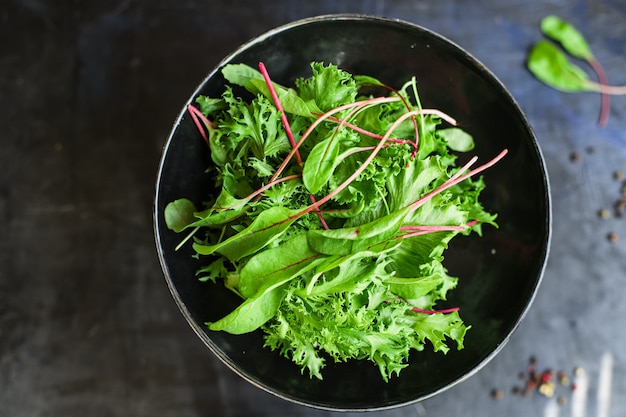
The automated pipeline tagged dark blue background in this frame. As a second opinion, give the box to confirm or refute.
[2,1,625,416]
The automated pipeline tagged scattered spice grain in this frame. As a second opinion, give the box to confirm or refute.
[599,209,611,219]
[491,388,503,399]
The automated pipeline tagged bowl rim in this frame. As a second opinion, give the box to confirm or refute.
[153,13,552,411]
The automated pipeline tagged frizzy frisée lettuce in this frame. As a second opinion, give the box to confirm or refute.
[164,61,507,381]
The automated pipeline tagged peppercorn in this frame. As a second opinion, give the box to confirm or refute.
[608,232,618,243]
[491,388,503,399]
[570,152,581,162]
[615,171,624,181]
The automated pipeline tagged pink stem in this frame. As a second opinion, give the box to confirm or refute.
[400,225,466,232]
[419,109,457,126]
[187,105,211,146]
[258,62,303,167]
[411,307,460,315]
[291,109,425,220]
[268,96,402,185]
[408,150,508,211]
[320,114,414,145]
[258,62,328,229]
[217,174,301,210]
[589,57,610,127]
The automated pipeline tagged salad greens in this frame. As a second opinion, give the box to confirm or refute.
[527,16,626,126]
[165,61,506,381]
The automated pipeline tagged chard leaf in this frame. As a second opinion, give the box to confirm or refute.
[304,252,393,297]
[164,198,197,232]
[527,40,592,92]
[386,274,448,304]
[192,206,299,261]
[207,282,286,334]
[540,15,593,60]
[306,206,410,255]
[238,233,322,298]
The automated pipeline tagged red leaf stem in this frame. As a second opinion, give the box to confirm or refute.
[217,174,301,211]
[258,62,328,229]
[258,62,303,167]
[267,96,402,185]
[399,225,467,231]
[292,109,427,219]
[408,150,508,212]
[411,307,460,315]
[588,57,610,127]
[187,104,211,146]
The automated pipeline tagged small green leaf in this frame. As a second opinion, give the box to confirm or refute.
[354,74,385,88]
[195,95,227,115]
[302,137,342,194]
[438,128,475,152]
[207,283,286,334]
[540,15,593,60]
[164,198,198,232]
[527,40,592,92]
[386,274,448,305]
[189,189,250,228]
[221,63,266,89]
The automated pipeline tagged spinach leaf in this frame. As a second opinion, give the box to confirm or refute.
[540,15,593,60]
[527,40,591,92]
[164,198,198,233]
[527,16,626,126]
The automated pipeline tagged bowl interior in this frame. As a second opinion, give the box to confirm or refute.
[154,15,550,411]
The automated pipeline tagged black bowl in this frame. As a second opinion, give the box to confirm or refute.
[154,14,551,411]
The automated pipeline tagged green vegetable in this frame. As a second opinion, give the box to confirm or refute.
[165,61,507,381]
[527,15,626,126]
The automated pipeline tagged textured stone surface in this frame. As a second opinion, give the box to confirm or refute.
[1,1,625,416]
